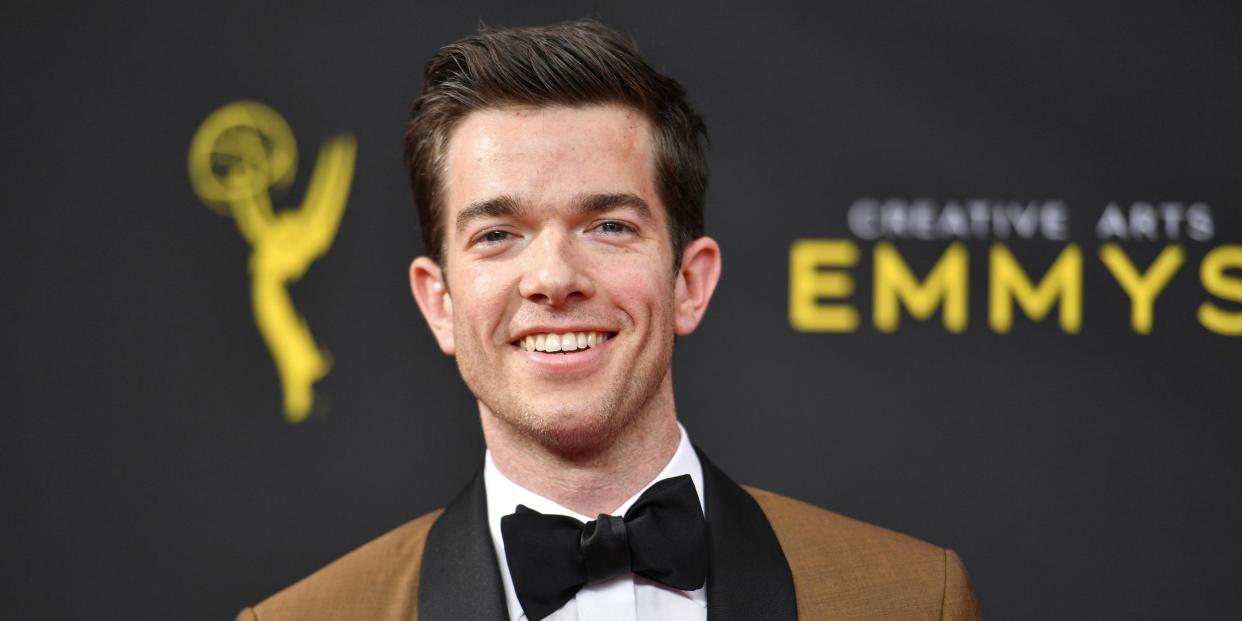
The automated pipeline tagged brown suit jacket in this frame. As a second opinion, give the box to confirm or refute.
[240,452,981,620]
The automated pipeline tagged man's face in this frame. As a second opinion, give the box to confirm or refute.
[410,104,716,450]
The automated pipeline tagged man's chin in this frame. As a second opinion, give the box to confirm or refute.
[498,401,627,456]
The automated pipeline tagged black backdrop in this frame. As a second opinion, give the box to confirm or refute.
[4,1,1240,619]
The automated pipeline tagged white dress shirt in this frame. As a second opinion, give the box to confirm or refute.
[483,423,708,621]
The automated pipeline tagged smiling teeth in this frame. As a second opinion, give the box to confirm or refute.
[519,331,611,352]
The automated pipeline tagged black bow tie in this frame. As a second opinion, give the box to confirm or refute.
[499,474,708,621]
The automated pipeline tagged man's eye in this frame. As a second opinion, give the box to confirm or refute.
[479,230,512,244]
[596,221,632,235]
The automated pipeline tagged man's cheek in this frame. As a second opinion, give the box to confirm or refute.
[607,262,674,309]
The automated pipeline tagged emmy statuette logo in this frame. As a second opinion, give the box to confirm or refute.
[188,101,356,422]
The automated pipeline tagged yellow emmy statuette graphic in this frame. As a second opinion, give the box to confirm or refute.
[188,101,356,423]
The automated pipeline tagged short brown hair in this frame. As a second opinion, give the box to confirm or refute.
[403,19,709,267]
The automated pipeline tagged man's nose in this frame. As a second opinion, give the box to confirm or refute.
[517,230,594,307]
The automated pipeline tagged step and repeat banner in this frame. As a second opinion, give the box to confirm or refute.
[4,2,1239,619]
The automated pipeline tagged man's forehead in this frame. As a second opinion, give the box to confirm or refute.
[441,104,660,221]
[450,103,650,153]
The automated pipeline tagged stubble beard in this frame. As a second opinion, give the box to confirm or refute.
[461,332,675,458]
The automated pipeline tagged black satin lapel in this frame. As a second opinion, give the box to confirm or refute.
[697,447,798,621]
[418,470,509,620]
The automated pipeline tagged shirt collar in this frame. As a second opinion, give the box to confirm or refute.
[484,423,707,620]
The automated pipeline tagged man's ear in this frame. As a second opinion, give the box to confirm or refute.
[673,236,722,336]
[409,257,455,355]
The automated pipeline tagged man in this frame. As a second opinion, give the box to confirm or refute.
[239,20,982,621]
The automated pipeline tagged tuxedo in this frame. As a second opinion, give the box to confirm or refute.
[238,449,982,620]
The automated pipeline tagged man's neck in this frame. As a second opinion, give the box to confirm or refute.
[480,383,681,517]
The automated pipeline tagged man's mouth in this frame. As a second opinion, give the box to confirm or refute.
[512,331,615,353]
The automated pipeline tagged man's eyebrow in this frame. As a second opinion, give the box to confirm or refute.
[455,195,527,233]
[576,192,652,219]
[455,193,651,233]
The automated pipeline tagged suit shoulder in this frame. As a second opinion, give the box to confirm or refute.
[745,485,943,564]
[241,508,444,621]
[744,486,980,620]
